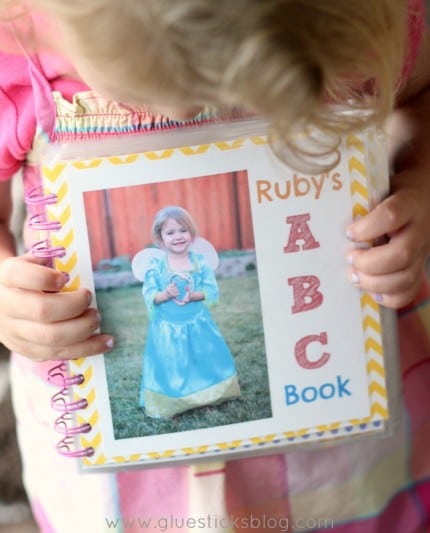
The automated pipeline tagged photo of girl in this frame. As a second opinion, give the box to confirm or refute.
[133,206,241,419]
[87,171,271,439]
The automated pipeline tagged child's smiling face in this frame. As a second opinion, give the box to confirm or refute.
[160,218,192,255]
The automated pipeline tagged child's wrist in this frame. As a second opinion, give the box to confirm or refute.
[155,290,168,303]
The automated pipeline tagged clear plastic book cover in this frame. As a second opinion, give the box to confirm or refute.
[32,116,401,470]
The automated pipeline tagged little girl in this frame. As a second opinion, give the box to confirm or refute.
[0,1,429,532]
[138,206,240,419]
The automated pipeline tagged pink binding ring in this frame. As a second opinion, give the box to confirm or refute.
[55,422,92,436]
[51,391,88,413]
[56,436,95,458]
[28,213,62,232]
[31,240,66,259]
[47,363,94,457]
[47,362,85,388]
[48,373,85,388]
[25,185,58,206]
[54,412,92,436]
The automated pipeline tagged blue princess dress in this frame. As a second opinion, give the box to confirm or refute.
[139,251,241,418]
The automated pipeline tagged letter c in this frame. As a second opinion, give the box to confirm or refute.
[295,332,330,369]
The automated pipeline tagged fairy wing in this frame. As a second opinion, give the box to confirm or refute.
[131,248,164,281]
[190,237,219,271]
[131,237,219,282]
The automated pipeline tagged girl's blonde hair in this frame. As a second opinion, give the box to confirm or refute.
[151,206,198,246]
[3,0,409,169]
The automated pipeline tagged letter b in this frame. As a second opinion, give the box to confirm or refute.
[284,385,300,405]
[288,275,323,313]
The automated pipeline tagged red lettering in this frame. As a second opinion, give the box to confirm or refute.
[288,276,323,313]
[283,213,320,253]
[295,332,330,369]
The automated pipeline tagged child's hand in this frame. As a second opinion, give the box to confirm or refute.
[176,289,191,306]
[346,168,430,308]
[165,282,179,299]
[182,286,192,304]
[0,253,114,361]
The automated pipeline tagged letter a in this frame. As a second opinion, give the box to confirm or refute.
[283,213,320,253]
[288,275,323,313]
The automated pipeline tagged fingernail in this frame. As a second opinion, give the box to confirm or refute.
[373,293,383,303]
[346,230,355,241]
[347,255,354,265]
[105,337,114,350]
[351,272,360,285]
[355,241,371,250]
[56,272,70,288]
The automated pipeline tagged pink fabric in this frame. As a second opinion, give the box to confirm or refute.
[0,52,38,179]
[116,467,190,527]
[225,455,290,529]
[0,18,87,180]
[0,51,85,179]
[31,500,56,533]
[402,0,426,84]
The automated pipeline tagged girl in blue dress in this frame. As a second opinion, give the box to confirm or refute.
[138,206,240,418]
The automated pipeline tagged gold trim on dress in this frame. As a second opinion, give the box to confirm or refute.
[144,375,241,419]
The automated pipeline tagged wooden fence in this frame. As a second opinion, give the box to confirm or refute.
[83,171,254,267]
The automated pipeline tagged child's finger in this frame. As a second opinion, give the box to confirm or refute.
[347,232,421,276]
[11,308,102,347]
[347,194,412,242]
[53,333,115,360]
[4,333,115,362]
[373,285,422,309]
[0,255,68,292]
[2,288,92,322]
[348,262,423,299]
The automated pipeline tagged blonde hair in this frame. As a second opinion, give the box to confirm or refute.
[151,206,198,246]
[3,0,409,169]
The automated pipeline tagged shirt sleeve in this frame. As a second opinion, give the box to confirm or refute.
[0,51,38,180]
[142,258,163,314]
[196,255,220,306]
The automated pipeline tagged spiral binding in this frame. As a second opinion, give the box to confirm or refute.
[25,185,94,458]
[48,363,94,458]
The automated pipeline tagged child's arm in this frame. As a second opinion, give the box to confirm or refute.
[197,257,219,305]
[154,282,179,304]
[186,291,205,302]
[346,31,430,309]
[0,181,114,360]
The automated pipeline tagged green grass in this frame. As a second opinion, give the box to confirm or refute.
[96,272,271,439]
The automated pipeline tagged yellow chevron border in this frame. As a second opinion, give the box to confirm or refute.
[41,130,389,467]
[346,130,388,428]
